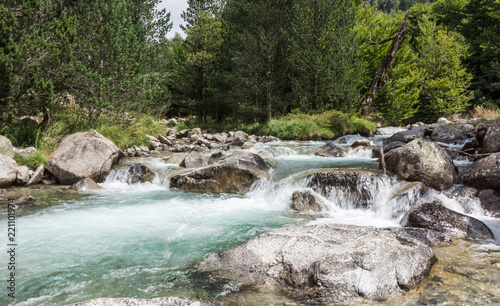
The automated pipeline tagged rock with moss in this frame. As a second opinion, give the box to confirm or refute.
[291,190,325,212]
[478,189,500,218]
[384,139,457,191]
[46,130,124,185]
[201,224,436,304]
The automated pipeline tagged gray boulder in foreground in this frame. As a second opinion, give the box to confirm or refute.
[170,151,270,194]
[201,224,436,304]
[46,130,124,185]
[384,139,457,191]
[71,297,216,306]
[404,202,494,239]
[463,153,500,191]
[0,154,18,188]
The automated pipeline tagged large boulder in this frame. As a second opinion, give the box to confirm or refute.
[0,135,14,158]
[477,118,500,153]
[404,202,494,239]
[0,154,18,188]
[384,125,428,144]
[430,124,466,143]
[201,224,436,304]
[45,130,124,185]
[463,153,500,191]
[170,151,270,194]
[306,169,378,209]
[384,139,457,191]
[314,143,345,157]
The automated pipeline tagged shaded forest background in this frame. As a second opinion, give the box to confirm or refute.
[1,0,499,133]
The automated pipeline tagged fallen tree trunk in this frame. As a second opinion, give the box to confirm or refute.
[359,11,411,116]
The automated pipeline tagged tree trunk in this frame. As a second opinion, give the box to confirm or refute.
[359,11,411,116]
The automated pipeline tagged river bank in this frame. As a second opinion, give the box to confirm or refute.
[0,116,499,305]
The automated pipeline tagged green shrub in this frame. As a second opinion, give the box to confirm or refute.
[14,151,47,170]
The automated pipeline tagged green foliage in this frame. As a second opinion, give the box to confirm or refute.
[415,16,473,120]
[14,151,46,170]
[263,119,330,140]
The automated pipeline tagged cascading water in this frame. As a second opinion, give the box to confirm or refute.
[1,136,499,306]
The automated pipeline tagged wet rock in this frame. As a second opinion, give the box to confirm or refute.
[201,224,436,304]
[71,297,216,306]
[462,138,480,153]
[336,137,348,144]
[384,125,428,144]
[306,169,378,209]
[180,151,206,168]
[430,125,466,143]
[170,151,270,194]
[463,153,500,191]
[478,118,500,153]
[314,143,345,157]
[13,195,37,205]
[0,154,18,188]
[46,130,124,185]
[372,141,405,158]
[385,227,451,245]
[478,189,500,218]
[0,135,14,158]
[391,181,428,202]
[258,150,274,157]
[69,177,103,191]
[16,166,30,185]
[290,190,325,212]
[404,201,494,239]
[127,164,156,183]
[384,139,457,191]
[351,139,370,148]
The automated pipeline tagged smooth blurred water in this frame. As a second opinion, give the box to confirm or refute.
[0,138,497,305]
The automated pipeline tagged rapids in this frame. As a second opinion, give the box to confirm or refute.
[1,132,499,305]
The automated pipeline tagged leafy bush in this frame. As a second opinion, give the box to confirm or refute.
[14,151,47,170]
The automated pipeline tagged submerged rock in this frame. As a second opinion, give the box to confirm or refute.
[201,224,436,304]
[351,139,371,148]
[170,151,270,194]
[463,153,500,191]
[13,195,37,205]
[404,202,494,239]
[290,190,325,212]
[46,130,124,185]
[384,139,457,191]
[71,297,216,306]
[69,177,103,191]
[314,143,345,157]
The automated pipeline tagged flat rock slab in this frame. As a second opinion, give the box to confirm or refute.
[202,224,436,304]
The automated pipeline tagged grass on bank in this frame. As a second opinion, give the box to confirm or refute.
[185,110,377,140]
[6,104,165,169]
